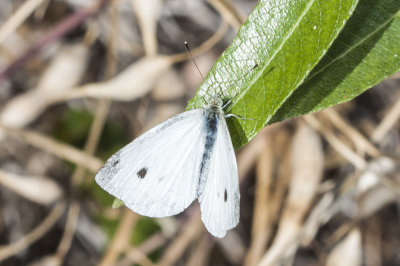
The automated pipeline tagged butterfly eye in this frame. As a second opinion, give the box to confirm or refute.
[137,167,148,179]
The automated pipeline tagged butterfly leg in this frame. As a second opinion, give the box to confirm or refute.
[224,113,257,121]
[222,100,232,109]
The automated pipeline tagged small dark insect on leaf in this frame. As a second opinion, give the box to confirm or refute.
[137,167,148,179]
[224,189,227,202]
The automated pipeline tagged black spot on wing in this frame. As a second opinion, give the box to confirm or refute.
[224,189,227,202]
[137,167,148,179]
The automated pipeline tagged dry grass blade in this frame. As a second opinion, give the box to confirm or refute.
[186,234,213,266]
[0,1,103,81]
[0,124,103,172]
[322,108,380,157]
[135,232,167,254]
[0,44,88,140]
[268,126,292,231]
[207,0,246,30]
[0,201,66,262]
[300,192,335,246]
[159,209,204,266]
[357,185,399,221]
[237,127,271,181]
[55,201,80,264]
[371,94,400,143]
[217,232,246,264]
[30,201,81,266]
[326,228,362,266]
[0,169,62,205]
[364,217,382,266]
[72,0,116,186]
[356,158,400,218]
[259,123,324,266]
[130,0,161,56]
[121,248,155,266]
[356,157,397,194]
[99,210,138,266]
[303,114,367,169]
[57,56,173,101]
[71,100,111,185]
[0,0,46,44]
[244,129,273,266]
[170,20,229,63]
[152,69,186,101]
[117,233,168,266]
[321,159,399,240]
[32,0,50,21]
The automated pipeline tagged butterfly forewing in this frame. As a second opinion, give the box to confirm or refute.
[96,109,206,217]
[198,116,240,237]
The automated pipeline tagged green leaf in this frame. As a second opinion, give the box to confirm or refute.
[187,0,359,150]
[271,0,400,124]
[112,198,124,209]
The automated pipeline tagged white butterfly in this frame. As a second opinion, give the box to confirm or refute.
[95,96,239,237]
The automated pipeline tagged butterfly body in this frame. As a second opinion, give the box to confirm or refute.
[95,97,239,237]
[198,98,223,197]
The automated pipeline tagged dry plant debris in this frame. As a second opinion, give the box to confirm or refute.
[0,0,399,265]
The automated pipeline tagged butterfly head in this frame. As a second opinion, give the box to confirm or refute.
[207,95,224,113]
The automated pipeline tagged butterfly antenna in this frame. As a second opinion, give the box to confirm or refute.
[185,41,205,82]
[185,41,208,105]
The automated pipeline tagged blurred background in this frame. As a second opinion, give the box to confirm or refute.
[0,0,399,265]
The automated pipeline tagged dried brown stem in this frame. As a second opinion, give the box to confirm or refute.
[0,124,104,172]
[303,114,367,169]
[0,0,107,82]
[71,100,111,185]
[170,20,229,63]
[159,210,204,266]
[187,234,213,266]
[99,210,138,266]
[372,93,400,143]
[72,0,117,186]
[117,232,168,266]
[259,123,324,266]
[269,127,292,227]
[244,129,273,266]
[55,201,81,263]
[237,126,273,181]
[207,0,246,30]
[0,0,47,44]
[321,108,380,157]
[0,201,66,261]
[123,248,156,266]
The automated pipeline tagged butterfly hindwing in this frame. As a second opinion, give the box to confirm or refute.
[198,116,240,237]
[96,109,206,217]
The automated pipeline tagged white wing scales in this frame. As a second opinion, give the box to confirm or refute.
[96,109,206,217]
[199,116,240,238]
